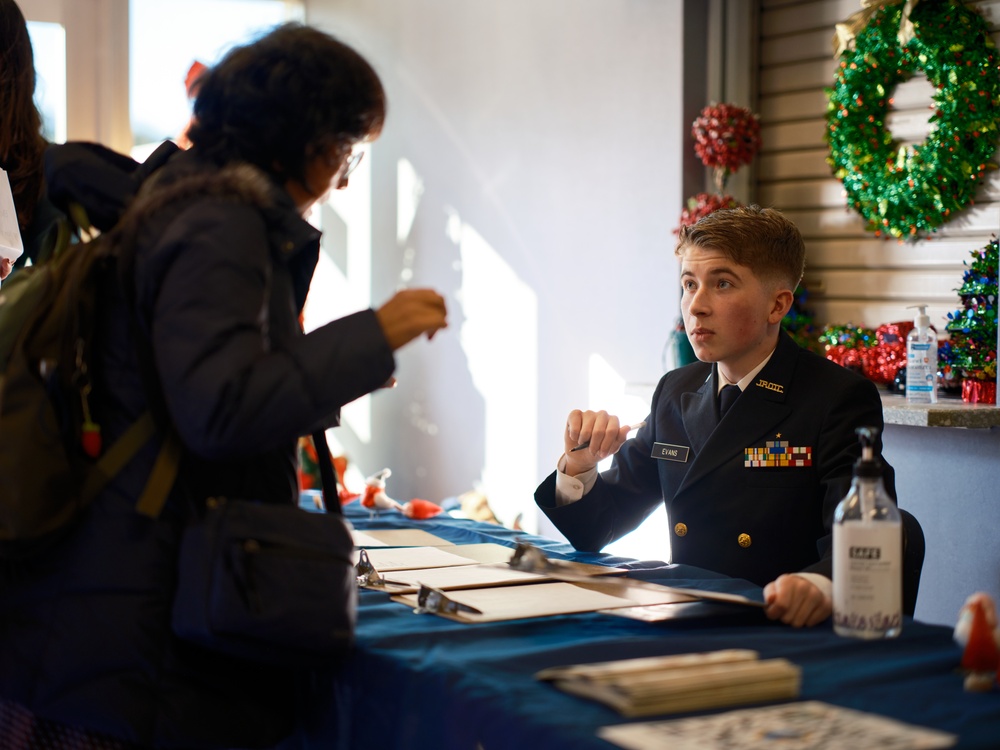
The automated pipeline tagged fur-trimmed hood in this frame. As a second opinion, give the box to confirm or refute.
[123,157,276,231]
[122,147,322,317]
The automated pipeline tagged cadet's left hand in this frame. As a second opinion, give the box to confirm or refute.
[763,574,831,627]
[0,257,12,280]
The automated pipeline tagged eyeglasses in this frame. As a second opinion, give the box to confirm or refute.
[326,147,363,184]
[340,150,364,181]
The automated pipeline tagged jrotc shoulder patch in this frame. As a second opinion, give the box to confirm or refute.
[744,434,812,467]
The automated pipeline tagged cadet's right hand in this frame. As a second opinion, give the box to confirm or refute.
[375,288,448,351]
[562,409,632,476]
[0,258,12,280]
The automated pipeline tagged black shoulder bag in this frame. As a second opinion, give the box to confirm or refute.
[170,431,357,668]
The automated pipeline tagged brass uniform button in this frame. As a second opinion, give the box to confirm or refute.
[738,533,751,548]
[674,523,688,537]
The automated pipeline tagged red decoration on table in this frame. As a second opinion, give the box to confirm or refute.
[824,344,865,373]
[864,322,911,385]
[333,455,360,504]
[960,599,1000,692]
[960,599,1000,674]
[401,499,444,520]
[961,378,997,405]
[822,322,915,385]
[955,593,1000,692]
[297,438,360,504]
[361,468,402,517]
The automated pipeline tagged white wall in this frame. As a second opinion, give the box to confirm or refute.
[305,0,693,533]
[881,425,1000,626]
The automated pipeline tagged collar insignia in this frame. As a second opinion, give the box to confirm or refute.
[754,378,784,394]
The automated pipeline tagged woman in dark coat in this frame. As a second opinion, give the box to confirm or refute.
[0,23,447,748]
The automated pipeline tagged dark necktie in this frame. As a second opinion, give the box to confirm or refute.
[719,384,741,419]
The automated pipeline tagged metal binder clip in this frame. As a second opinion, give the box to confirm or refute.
[507,541,604,585]
[414,584,483,616]
[508,541,555,573]
[355,548,385,587]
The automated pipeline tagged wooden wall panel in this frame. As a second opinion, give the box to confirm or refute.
[758,148,831,180]
[760,59,831,94]
[756,0,1000,332]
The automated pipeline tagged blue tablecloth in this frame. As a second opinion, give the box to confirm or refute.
[291,502,1000,750]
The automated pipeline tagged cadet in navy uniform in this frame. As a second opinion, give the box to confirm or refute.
[535,205,895,628]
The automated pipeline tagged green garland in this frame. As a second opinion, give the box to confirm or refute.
[826,0,1000,239]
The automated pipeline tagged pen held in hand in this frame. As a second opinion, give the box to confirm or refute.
[570,420,647,452]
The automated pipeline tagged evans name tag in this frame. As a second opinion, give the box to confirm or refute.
[651,442,689,462]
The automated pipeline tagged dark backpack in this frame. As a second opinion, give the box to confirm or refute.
[0,141,180,558]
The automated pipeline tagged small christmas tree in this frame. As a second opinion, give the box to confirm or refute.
[943,239,998,388]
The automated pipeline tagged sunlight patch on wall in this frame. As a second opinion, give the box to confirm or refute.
[397,157,424,246]
[587,353,671,564]
[587,353,649,447]
[450,209,538,531]
[302,145,374,444]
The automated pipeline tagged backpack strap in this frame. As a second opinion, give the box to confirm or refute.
[134,432,182,519]
[79,411,180,515]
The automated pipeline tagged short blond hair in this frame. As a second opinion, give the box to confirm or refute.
[675,205,805,289]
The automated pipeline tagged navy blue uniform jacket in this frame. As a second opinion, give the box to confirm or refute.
[536,331,896,587]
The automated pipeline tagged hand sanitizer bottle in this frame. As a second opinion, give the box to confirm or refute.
[833,426,902,639]
[905,305,937,404]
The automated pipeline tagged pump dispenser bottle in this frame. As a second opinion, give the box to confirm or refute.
[833,426,902,639]
[905,305,937,404]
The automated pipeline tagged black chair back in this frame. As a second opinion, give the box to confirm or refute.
[900,508,925,617]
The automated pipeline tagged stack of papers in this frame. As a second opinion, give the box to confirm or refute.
[357,542,629,596]
[353,544,510,572]
[537,649,801,717]
[351,528,452,547]
[391,581,641,622]
[356,538,763,625]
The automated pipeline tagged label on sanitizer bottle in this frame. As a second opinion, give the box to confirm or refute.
[833,522,902,639]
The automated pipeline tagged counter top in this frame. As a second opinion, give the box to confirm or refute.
[881,393,1000,428]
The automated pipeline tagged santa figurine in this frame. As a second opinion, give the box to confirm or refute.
[954,592,1000,692]
[361,468,402,518]
[401,498,444,520]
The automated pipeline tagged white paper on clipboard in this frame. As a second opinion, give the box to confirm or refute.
[0,168,25,263]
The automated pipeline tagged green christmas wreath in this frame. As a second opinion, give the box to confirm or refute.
[826,0,1000,239]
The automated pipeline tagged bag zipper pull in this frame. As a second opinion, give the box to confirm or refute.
[76,338,101,458]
